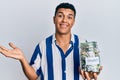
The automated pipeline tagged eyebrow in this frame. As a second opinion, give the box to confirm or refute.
[57,12,74,17]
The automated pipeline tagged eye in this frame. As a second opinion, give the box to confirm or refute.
[58,15,62,17]
[68,16,72,19]
[57,13,63,18]
[68,16,73,19]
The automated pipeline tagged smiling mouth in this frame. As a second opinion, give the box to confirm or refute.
[60,23,68,28]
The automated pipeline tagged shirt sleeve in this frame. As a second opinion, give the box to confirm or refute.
[29,43,42,76]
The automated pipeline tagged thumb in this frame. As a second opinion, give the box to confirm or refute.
[9,42,17,49]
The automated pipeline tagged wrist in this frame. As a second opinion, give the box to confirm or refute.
[19,55,27,63]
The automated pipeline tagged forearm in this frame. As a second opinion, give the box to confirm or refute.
[20,57,38,80]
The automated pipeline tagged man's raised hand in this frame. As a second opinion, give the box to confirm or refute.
[0,42,24,60]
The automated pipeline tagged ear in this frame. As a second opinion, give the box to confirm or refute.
[71,18,75,28]
[73,19,75,25]
[53,16,55,24]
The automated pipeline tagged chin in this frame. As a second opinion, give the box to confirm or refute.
[59,32,70,35]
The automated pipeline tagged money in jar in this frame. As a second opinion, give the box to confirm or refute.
[80,40,101,72]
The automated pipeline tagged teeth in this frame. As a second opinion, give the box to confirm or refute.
[61,24,67,28]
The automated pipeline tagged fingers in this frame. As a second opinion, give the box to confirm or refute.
[9,42,17,49]
[84,72,91,80]
[80,70,86,79]
[0,45,9,51]
[0,42,16,52]
[0,43,22,60]
[93,73,97,80]
[0,43,15,57]
[0,45,9,57]
[0,47,2,52]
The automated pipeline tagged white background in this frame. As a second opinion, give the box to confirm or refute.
[0,0,120,80]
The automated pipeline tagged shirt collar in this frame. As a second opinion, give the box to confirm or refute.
[52,33,75,44]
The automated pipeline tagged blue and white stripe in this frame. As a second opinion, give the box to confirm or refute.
[30,34,81,80]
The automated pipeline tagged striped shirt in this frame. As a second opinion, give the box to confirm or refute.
[30,34,81,80]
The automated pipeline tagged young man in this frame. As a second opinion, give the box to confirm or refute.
[0,2,101,80]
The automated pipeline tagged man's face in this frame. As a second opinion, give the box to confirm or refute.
[54,8,75,35]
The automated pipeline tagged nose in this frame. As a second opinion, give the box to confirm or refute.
[62,16,67,22]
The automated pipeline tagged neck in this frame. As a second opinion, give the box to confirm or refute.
[55,33,71,44]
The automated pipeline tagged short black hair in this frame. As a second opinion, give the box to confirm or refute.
[54,2,76,18]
